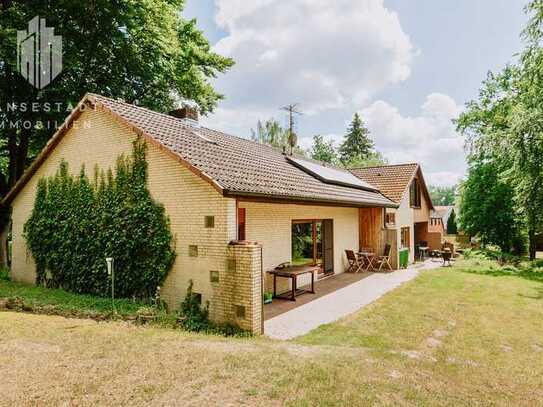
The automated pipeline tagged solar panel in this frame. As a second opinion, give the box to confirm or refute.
[286,156,378,192]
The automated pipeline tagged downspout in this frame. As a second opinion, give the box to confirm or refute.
[260,245,264,335]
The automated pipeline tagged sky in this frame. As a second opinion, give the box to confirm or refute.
[183,0,528,186]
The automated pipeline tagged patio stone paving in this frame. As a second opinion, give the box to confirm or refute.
[264,259,443,340]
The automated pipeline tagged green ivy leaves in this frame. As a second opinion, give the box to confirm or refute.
[23,137,176,299]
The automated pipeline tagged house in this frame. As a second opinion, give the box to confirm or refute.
[4,93,397,334]
[434,206,456,234]
[350,163,435,263]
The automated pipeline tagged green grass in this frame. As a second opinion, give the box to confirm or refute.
[1,256,543,405]
[0,279,145,316]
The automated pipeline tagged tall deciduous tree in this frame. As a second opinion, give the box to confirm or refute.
[339,113,374,165]
[0,0,233,265]
[250,119,288,148]
[458,162,523,254]
[429,185,457,206]
[310,135,338,164]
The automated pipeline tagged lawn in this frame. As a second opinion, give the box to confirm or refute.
[0,279,145,317]
[1,258,543,406]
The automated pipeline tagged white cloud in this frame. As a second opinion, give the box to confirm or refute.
[361,93,465,186]
[208,0,415,121]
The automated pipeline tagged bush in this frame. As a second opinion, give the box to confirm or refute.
[177,280,251,337]
[0,267,10,281]
[23,138,176,299]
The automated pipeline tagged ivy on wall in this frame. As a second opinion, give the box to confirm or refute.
[23,138,176,299]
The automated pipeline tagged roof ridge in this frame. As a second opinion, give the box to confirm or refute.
[349,162,419,170]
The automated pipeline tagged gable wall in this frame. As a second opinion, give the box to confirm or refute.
[10,108,237,314]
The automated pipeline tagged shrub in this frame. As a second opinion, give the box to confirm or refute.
[177,280,251,337]
[0,267,10,281]
[23,138,176,299]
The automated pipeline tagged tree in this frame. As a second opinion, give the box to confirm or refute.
[251,118,306,156]
[0,0,233,265]
[343,151,388,169]
[446,210,458,234]
[429,185,457,206]
[458,162,523,253]
[310,135,338,164]
[338,113,374,164]
[250,119,288,148]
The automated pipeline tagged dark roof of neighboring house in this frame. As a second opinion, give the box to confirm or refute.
[349,163,433,209]
[3,94,397,208]
[433,205,455,224]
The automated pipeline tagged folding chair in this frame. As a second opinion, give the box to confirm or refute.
[345,250,364,273]
[372,244,393,272]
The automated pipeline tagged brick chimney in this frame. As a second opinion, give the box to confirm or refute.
[168,106,199,122]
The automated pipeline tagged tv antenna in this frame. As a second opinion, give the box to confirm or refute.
[280,103,302,155]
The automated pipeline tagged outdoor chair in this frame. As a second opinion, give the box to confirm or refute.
[442,248,452,266]
[372,244,393,272]
[345,250,364,273]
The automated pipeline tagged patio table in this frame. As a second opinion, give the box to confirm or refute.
[358,251,375,271]
[268,265,319,301]
[419,246,429,261]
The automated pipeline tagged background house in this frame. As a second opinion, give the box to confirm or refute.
[350,163,434,263]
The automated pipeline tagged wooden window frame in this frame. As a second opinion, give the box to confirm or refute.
[410,178,421,208]
[401,226,410,249]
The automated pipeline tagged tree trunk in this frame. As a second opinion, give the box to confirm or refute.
[0,221,9,269]
[528,226,536,261]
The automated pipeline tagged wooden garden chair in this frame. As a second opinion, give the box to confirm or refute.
[345,250,364,273]
[372,244,393,272]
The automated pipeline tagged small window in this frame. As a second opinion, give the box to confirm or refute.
[410,178,421,207]
[192,292,202,304]
[235,305,246,319]
[210,270,219,283]
[188,245,198,257]
[237,207,246,240]
[385,213,396,226]
[401,227,410,248]
[204,216,215,228]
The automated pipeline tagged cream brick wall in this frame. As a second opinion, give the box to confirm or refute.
[238,201,359,292]
[388,180,432,263]
[10,108,237,316]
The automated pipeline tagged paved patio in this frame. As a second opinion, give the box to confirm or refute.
[264,259,443,340]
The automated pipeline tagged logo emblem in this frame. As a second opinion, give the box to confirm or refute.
[17,16,62,89]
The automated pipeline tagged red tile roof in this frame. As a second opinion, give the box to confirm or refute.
[4,94,397,208]
[349,163,419,203]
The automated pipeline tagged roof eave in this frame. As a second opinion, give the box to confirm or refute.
[224,190,399,209]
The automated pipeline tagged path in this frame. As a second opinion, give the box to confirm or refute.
[264,260,442,340]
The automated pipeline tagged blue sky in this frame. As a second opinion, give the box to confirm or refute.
[183,0,528,186]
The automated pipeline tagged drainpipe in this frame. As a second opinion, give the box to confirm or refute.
[260,245,264,335]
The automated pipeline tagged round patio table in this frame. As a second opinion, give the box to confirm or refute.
[358,251,375,271]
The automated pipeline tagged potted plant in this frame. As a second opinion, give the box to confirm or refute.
[263,292,273,304]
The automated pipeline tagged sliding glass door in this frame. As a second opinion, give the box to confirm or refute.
[291,219,333,274]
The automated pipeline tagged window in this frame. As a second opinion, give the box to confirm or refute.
[385,212,396,226]
[188,245,198,257]
[237,207,246,240]
[401,227,410,248]
[192,292,202,304]
[210,270,219,283]
[235,305,246,319]
[410,178,421,207]
[204,216,215,228]
[292,220,322,267]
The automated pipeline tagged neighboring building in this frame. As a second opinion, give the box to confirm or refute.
[4,93,397,334]
[350,163,435,262]
[434,206,456,234]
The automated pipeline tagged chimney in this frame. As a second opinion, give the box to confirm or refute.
[168,106,199,122]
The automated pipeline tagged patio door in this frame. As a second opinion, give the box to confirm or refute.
[322,219,334,275]
[291,219,333,274]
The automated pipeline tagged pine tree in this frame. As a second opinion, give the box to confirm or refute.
[339,113,374,165]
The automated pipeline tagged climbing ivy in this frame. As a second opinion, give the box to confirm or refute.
[24,138,176,299]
